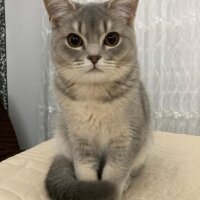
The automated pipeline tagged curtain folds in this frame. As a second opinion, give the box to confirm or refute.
[40,0,200,140]
[136,0,200,135]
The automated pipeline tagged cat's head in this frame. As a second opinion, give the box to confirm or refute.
[44,0,139,84]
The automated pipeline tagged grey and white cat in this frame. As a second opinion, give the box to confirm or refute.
[43,0,151,200]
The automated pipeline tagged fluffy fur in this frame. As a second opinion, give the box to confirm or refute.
[43,0,151,200]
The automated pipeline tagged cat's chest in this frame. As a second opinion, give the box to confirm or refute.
[65,100,129,146]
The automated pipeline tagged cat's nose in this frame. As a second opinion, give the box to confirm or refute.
[87,55,102,65]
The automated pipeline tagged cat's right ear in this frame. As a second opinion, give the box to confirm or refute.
[43,0,79,27]
[106,0,139,25]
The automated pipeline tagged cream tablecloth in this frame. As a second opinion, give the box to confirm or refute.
[0,132,200,200]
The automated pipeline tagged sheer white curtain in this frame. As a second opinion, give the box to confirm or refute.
[40,8,54,141]
[40,0,200,140]
[136,0,200,135]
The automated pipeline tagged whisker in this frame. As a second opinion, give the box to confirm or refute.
[115,81,134,88]
[73,62,84,66]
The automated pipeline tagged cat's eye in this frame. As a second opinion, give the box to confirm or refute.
[104,32,120,47]
[67,33,83,48]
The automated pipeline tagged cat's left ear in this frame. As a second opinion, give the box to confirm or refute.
[106,0,139,25]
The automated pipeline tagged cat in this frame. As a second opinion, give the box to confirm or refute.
[43,0,151,200]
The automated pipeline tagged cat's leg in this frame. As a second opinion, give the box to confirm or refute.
[72,137,99,181]
[123,164,145,192]
[102,162,130,200]
[102,138,149,198]
[74,160,98,181]
[101,145,134,199]
[55,127,98,181]
[123,144,148,192]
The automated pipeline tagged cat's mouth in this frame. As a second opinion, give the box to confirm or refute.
[87,65,103,73]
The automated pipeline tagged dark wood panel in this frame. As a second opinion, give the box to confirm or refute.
[0,102,20,161]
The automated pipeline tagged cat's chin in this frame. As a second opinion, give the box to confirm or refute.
[80,72,117,84]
